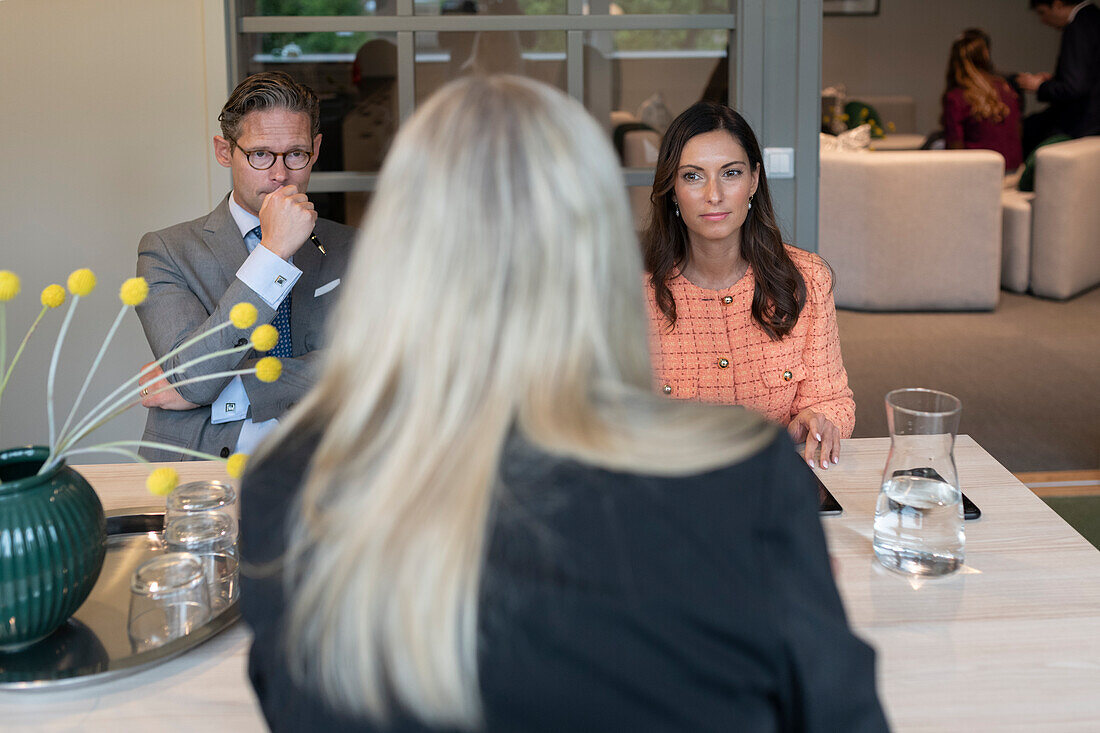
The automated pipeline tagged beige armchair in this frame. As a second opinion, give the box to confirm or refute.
[1001,137,1100,299]
[818,149,1005,311]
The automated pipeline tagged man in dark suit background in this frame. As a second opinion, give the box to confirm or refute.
[135,72,357,461]
[1017,0,1100,155]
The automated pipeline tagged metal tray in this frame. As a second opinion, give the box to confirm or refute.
[0,507,240,690]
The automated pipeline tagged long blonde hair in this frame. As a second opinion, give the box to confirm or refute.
[945,29,1010,122]
[262,75,776,729]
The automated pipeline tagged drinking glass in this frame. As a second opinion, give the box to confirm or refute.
[165,512,240,613]
[128,552,212,653]
[165,480,237,525]
[873,388,965,576]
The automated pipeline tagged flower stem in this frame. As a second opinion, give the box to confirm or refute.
[1,303,6,389]
[61,323,240,453]
[47,295,80,452]
[59,440,223,464]
[0,305,48,413]
[49,364,258,469]
[59,343,251,457]
[60,445,150,465]
[57,305,126,450]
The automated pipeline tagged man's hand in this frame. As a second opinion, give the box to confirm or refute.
[138,362,199,411]
[258,184,317,260]
[1015,72,1051,92]
[788,408,841,470]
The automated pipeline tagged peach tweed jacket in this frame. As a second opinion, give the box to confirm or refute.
[646,246,855,437]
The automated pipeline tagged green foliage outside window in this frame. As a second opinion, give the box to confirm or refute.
[253,0,729,55]
[257,0,370,55]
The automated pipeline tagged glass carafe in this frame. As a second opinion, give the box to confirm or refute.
[873,388,964,576]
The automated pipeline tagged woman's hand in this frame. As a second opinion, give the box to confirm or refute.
[787,408,841,470]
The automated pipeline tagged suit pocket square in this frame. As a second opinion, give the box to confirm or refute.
[314,279,340,297]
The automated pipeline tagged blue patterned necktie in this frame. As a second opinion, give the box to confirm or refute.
[248,225,293,358]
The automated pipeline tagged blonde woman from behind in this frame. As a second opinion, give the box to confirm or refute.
[239,75,887,733]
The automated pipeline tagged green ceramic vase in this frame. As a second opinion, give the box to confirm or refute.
[0,446,107,651]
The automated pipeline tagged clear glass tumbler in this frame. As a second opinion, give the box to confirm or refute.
[165,480,237,526]
[873,388,965,576]
[165,512,240,613]
[128,552,212,653]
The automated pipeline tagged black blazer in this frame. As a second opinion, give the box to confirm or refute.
[1038,2,1100,137]
[240,429,889,733]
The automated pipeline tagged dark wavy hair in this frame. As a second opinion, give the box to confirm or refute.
[642,101,806,341]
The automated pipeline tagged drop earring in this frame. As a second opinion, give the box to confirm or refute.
[674,201,681,218]
[748,194,754,210]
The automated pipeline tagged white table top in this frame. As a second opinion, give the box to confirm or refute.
[2,436,1098,731]
[818,436,1100,731]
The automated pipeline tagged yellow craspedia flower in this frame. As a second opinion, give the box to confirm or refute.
[119,277,148,306]
[250,324,279,352]
[255,356,282,383]
[226,453,249,479]
[840,113,849,121]
[887,121,896,132]
[67,268,96,296]
[146,467,179,496]
[0,270,20,302]
[41,284,66,308]
[230,302,258,329]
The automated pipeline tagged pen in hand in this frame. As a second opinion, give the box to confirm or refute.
[309,233,326,256]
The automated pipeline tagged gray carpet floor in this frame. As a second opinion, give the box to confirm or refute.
[836,286,1100,473]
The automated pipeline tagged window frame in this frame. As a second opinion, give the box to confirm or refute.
[229,1,738,192]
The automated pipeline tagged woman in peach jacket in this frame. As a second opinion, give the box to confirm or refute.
[643,101,854,470]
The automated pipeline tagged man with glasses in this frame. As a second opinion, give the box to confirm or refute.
[135,72,357,461]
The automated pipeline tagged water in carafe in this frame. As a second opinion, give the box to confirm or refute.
[873,388,965,577]
[874,473,964,575]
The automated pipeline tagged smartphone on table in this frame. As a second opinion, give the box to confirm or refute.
[814,474,843,515]
[892,467,981,520]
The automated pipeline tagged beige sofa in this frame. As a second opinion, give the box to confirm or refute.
[1001,137,1100,299]
[818,149,1005,310]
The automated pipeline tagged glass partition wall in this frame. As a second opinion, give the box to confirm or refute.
[231,0,738,226]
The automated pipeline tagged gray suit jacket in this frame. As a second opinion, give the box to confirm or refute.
[135,196,356,461]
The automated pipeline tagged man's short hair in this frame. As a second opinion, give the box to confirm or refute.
[218,71,320,143]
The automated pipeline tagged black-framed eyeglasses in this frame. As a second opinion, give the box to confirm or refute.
[236,146,313,171]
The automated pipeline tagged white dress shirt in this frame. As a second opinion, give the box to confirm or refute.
[210,193,302,454]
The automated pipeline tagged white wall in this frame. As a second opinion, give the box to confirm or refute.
[0,0,228,460]
[824,0,1061,134]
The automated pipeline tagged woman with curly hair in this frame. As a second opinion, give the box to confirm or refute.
[643,102,854,470]
[942,28,1023,171]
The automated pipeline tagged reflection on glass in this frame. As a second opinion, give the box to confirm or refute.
[343,38,399,173]
[417,0,566,17]
[414,31,566,104]
[254,0,397,17]
[609,0,731,14]
[240,33,376,99]
[627,185,654,233]
[583,29,729,141]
